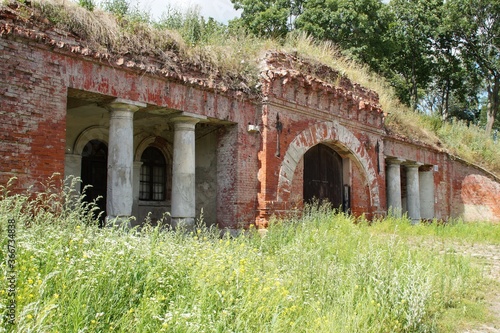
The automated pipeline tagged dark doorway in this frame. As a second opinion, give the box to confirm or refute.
[81,140,107,225]
[303,144,344,209]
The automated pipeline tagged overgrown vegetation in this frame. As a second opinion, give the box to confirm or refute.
[1,0,499,175]
[0,180,498,332]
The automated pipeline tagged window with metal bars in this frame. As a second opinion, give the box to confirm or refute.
[139,147,166,201]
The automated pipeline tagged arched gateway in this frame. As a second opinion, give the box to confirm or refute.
[303,143,344,208]
[277,121,381,212]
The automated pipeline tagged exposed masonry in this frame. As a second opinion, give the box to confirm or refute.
[277,121,379,208]
[1,7,500,230]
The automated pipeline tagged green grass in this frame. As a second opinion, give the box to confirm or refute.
[369,214,500,245]
[1,183,498,332]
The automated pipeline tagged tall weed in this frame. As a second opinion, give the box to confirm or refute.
[0,187,491,332]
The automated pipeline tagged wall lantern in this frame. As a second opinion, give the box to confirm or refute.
[275,113,283,157]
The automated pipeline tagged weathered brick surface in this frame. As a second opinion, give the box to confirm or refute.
[384,139,500,222]
[1,13,500,227]
[0,27,260,228]
[0,37,67,192]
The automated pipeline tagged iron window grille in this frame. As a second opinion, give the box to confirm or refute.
[140,147,166,201]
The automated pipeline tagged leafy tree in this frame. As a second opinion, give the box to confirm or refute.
[447,0,500,134]
[384,0,443,111]
[229,0,295,39]
[295,0,392,72]
[422,4,482,121]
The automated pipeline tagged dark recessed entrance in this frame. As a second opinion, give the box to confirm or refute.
[81,140,107,225]
[303,144,344,209]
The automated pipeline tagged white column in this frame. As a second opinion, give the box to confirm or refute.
[64,153,82,204]
[64,153,82,186]
[171,117,199,230]
[405,163,422,225]
[386,158,403,218]
[105,98,145,227]
[419,166,435,220]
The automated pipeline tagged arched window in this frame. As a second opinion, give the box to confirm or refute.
[140,147,166,201]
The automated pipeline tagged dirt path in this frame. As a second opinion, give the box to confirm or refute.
[427,241,500,333]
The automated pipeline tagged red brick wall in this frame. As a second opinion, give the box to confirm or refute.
[351,163,371,218]
[1,31,261,229]
[2,20,500,227]
[256,69,386,223]
[384,138,500,222]
[0,38,67,192]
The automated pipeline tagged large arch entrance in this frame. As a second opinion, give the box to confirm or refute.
[303,144,343,208]
[81,139,108,224]
[275,121,381,217]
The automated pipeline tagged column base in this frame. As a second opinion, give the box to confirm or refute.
[171,217,195,231]
[410,218,420,225]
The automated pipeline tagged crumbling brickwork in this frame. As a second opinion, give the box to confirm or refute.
[1,8,500,228]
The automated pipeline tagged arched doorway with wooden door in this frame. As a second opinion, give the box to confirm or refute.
[81,139,108,225]
[303,143,345,210]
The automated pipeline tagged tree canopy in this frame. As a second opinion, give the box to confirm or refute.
[229,0,500,134]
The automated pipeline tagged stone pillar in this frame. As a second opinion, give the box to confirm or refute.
[64,153,83,205]
[132,161,143,223]
[386,158,403,217]
[64,153,82,187]
[105,99,145,227]
[405,163,422,224]
[171,117,199,230]
[419,166,435,220]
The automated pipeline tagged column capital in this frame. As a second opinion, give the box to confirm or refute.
[385,157,405,165]
[171,116,202,132]
[105,98,146,113]
[171,116,201,125]
[403,161,423,168]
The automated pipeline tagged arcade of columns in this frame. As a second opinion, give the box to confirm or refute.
[386,158,435,224]
[97,99,435,228]
[100,99,200,228]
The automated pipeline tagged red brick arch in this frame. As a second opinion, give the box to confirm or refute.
[277,121,380,208]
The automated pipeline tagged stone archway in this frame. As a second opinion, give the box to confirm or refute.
[277,121,380,210]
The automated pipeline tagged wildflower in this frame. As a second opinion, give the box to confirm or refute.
[27,314,33,320]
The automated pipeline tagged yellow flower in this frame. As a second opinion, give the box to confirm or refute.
[27,314,33,319]
[53,293,59,299]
